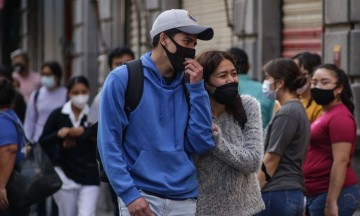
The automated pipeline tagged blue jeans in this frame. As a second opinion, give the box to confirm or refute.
[257,189,304,216]
[118,190,196,216]
[306,185,360,216]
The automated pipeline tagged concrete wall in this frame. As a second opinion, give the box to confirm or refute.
[232,0,281,81]
[72,0,98,98]
[323,0,360,185]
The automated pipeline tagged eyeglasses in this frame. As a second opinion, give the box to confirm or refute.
[310,81,338,89]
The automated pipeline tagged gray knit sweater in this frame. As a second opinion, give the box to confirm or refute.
[195,95,265,216]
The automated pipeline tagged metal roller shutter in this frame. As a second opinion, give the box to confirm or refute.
[129,0,150,58]
[282,0,323,58]
[182,0,235,53]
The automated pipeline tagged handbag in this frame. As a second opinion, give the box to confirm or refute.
[0,111,62,209]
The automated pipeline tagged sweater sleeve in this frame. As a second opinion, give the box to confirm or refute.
[24,90,37,141]
[97,71,141,206]
[39,108,62,147]
[184,80,215,154]
[212,96,264,173]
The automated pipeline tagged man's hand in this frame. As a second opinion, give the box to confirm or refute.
[184,58,204,84]
[0,187,9,210]
[127,197,153,216]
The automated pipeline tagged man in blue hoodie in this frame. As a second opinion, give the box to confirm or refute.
[98,9,215,216]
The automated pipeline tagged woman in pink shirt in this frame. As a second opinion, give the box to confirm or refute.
[303,64,360,215]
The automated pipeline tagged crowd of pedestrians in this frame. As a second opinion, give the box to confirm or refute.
[0,8,359,216]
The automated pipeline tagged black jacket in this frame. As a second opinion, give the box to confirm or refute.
[39,107,99,185]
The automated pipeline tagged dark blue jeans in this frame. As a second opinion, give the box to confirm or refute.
[257,189,304,216]
[306,185,360,216]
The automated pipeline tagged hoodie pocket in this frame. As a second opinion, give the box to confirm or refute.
[129,150,197,195]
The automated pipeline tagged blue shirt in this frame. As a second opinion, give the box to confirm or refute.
[239,75,275,129]
[0,109,26,163]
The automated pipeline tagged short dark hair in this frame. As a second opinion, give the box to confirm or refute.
[263,58,307,93]
[292,52,321,76]
[151,28,182,48]
[0,78,16,106]
[227,47,249,74]
[107,47,135,69]
[41,61,63,85]
[66,75,90,92]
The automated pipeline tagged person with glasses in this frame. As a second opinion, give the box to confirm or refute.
[303,64,360,215]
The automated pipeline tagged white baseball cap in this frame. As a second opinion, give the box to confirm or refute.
[150,9,214,41]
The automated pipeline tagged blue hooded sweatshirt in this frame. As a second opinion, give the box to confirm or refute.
[98,52,215,206]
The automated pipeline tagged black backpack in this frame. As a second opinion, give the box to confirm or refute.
[92,59,189,182]
[92,59,144,182]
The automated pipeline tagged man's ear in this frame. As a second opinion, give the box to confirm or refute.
[248,63,252,72]
[159,33,167,46]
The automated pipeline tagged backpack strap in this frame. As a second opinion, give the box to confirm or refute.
[124,59,144,115]
[33,88,41,118]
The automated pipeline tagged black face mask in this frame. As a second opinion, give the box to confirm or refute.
[310,87,336,105]
[208,82,239,105]
[162,35,195,73]
[12,63,25,73]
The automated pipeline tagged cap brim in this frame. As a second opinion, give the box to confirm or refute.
[176,26,214,41]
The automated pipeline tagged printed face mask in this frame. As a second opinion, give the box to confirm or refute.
[310,87,336,105]
[262,80,277,100]
[162,34,195,73]
[70,94,89,110]
[208,82,239,105]
[41,75,56,89]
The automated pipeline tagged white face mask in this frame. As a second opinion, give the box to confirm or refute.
[41,75,56,89]
[262,80,277,100]
[70,94,89,109]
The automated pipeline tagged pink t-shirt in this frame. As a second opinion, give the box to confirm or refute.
[12,70,41,103]
[303,104,358,196]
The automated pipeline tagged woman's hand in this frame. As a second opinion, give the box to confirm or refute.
[325,202,338,216]
[57,127,71,138]
[68,127,85,137]
[0,187,9,210]
[212,123,219,135]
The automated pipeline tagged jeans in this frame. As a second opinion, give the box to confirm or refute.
[118,191,196,216]
[306,185,360,216]
[257,189,304,216]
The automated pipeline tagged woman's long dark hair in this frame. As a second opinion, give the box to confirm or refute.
[315,64,354,114]
[197,50,247,129]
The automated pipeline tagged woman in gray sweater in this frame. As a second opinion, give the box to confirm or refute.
[195,50,265,216]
